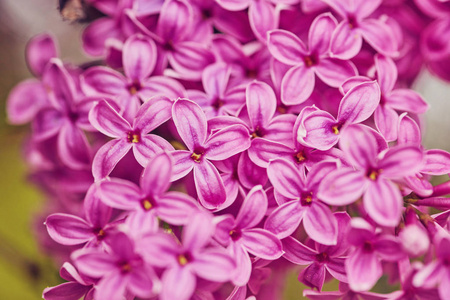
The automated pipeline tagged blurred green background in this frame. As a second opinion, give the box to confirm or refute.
[0,1,449,299]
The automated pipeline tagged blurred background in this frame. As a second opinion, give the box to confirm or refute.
[0,0,449,299]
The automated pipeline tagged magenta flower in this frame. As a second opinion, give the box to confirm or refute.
[73,232,160,300]
[282,212,351,290]
[32,59,93,169]
[98,152,199,230]
[82,34,185,120]
[89,97,174,180]
[303,282,397,299]
[345,218,405,291]
[7,33,58,124]
[43,263,95,300]
[342,55,428,141]
[214,186,283,285]
[187,62,246,118]
[297,81,380,151]
[322,0,399,59]
[139,212,236,300]
[264,159,339,245]
[45,184,118,248]
[318,124,423,226]
[170,99,251,209]
[267,13,357,104]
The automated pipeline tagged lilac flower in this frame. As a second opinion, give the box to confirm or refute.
[341,55,428,141]
[82,34,185,120]
[282,212,351,290]
[43,263,95,300]
[318,124,423,226]
[399,208,430,258]
[322,0,399,59]
[303,282,398,299]
[267,13,357,104]
[32,59,93,169]
[187,62,246,118]
[73,232,160,300]
[7,33,58,124]
[139,212,236,300]
[296,81,380,151]
[170,99,251,209]
[265,159,339,245]
[98,152,199,232]
[345,218,405,291]
[215,0,282,42]
[214,186,283,285]
[89,97,174,180]
[413,235,450,299]
[45,184,118,248]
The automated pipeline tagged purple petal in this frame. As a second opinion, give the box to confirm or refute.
[346,247,382,292]
[264,114,298,145]
[168,42,215,80]
[412,260,443,289]
[267,30,307,65]
[89,100,131,138]
[45,213,92,245]
[264,200,304,239]
[43,282,90,300]
[123,34,157,81]
[337,81,380,124]
[249,0,278,42]
[325,257,347,282]
[158,192,198,225]
[281,65,315,105]
[339,75,371,94]
[360,19,399,57]
[353,0,382,18]
[230,244,252,287]
[84,184,112,228]
[57,122,91,169]
[385,89,429,114]
[172,99,207,150]
[81,66,127,96]
[33,108,64,141]
[374,54,397,94]
[157,0,193,43]
[73,250,116,278]
[42,59,76,112]
[297,110,339,151]
[183,212,214,252]
[282,236,317,265]
[82,18,120,56]
[246,81,276,130]
[193,160,227,209]
[94,271,128,300]
[98,178,141,210]
[170,150,195,181]
[26,33,58,77]
[161,267,196,300]
[237,151,269,189]
[308,13,337,55]
[267,158,304,199]
[127,266,158,299]
[330,21,362,60]
[205,124,251,160]
[303,202,338,246]
[236,186,267,229]
[140,151,172,196]
[374,236,405,261]
[397,114,421,145]
[141,76,186,100]
[216,0,251,11]
[315,58,357,88]
[134,95,173,133]
[378,145,424,178]
[241,228,283,260]
[7,79,48,124]
[191,248,235,282]
[300,262,326,291]
[363,179,402,227]
[92,138,132,181]
[202,62,230,98]
[422,149,450,175]
[139,233,179,268]
[318,168,367,206]
[248,139,293,168]
[339,124,378,170]
[374,105,398,142]
[132,134,174,167]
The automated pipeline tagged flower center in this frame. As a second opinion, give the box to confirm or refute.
[229,228,242,241]
[251,126,265,139]
[315,252,328,263]
[93,228,106,241]
[295,151,306,163]
[201,9,212,20]
[128,80,142,95]
[120,262,132,273]
[177,253,192,266]
[303,53,318,67]
[331,123,342,135]
[141,197,155,211]
[301,193,313,206]
[191,152,202,163]
[348,15,358,29]
[366,169,380,181]
[212,98,224,110]
[127,130,140,143]
[363,241,374,252]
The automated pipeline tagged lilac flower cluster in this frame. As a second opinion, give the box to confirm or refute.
[6,0,450,299]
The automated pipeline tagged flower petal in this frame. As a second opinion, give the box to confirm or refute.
[98,178,141,210]
[337,81,380,124]
[26,33,58,77]
[308,13,337,55]
[264,200,304,239]
[172,99,207,150]
[242,228,283,260]
[57,122,91,169]
[249,0,278,42]
[315,58,357,88]
[378,145,424,179]
[360,19,399,57]
[92,138,132,181]
[330,21,362,60]
[318,168,367,206]
[161,267,196,300]
[89,100,130,138]
[267,158,304,199]
[267,30,307,65]
[346,247,382,292]
[193,160,227,209]
[236,186,268,229]
[204,124,251,160]
[170,150,195,181]
[45,213,92,245]
[81,66,127,96]
[303,202,338,246]
[7,79,48,124]
[123,34,157,81]
[132,134,174,167]
[134,95,173,133]
[246,81,276,130]
[281,65,315,105]
[282,236,316,265]
[385,89,429,114]
[191,248,235,282]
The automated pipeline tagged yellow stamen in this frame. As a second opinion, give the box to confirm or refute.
[142,199,152,211]
[191,152,202,163]
[304,195,312,204]
[332,125,339,135]
[178,254,188,266]
[295,152,306,162]
[368,170,378,181]
[129,86,138,95]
